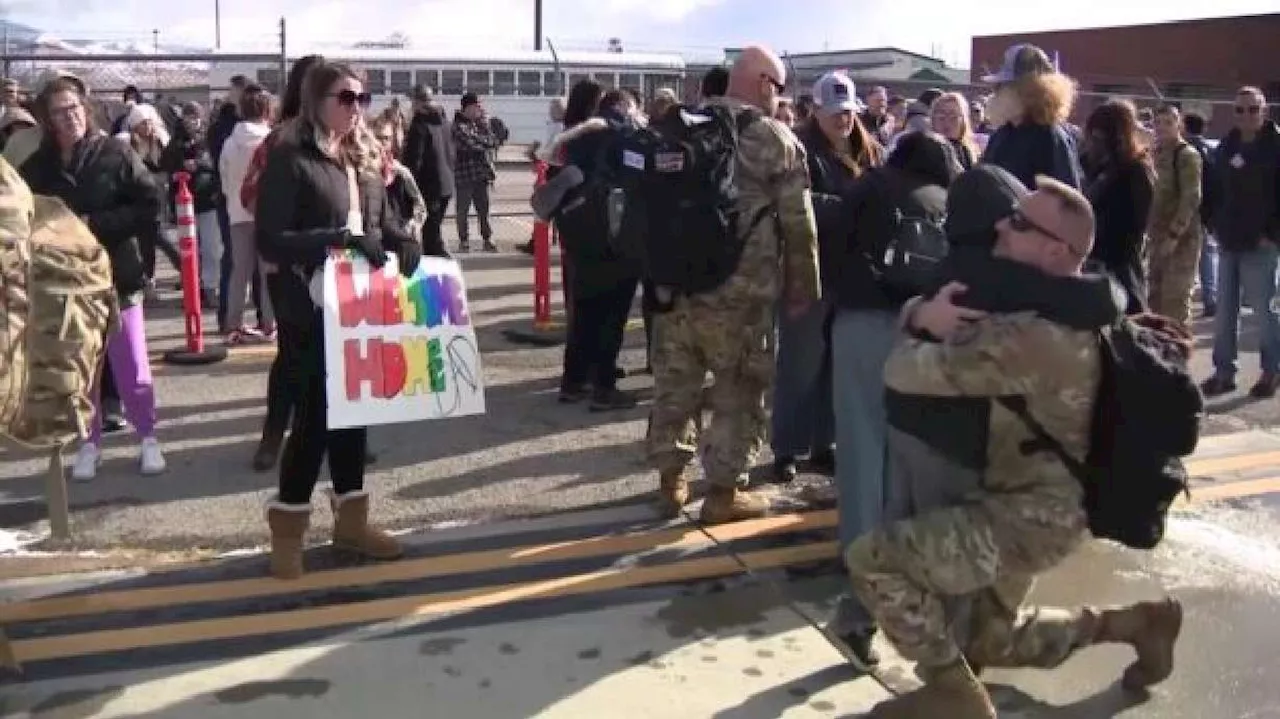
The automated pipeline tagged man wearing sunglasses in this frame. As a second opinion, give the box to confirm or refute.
[848,177,1182,717]
[1201,86,1280,400]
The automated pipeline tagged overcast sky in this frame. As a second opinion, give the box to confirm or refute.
[4,0,1276,67]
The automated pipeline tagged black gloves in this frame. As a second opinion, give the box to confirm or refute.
[346,231,387,269]
[397,240,422,278]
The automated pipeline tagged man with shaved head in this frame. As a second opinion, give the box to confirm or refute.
[846,176,1183,716]
[649,44,821,524]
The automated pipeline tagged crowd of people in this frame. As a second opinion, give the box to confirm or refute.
[530,40,1276,716]
[2,34,1277,716]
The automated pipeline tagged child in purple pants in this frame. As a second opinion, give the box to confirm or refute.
[70,302,166,480]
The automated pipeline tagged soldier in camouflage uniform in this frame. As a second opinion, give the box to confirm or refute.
[648,45,821,525]
[1147,104,1204,325]
[846,178,1183,718]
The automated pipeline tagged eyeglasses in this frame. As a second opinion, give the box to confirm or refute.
[1009,208,1083,257]
[330,90,373,108]
[1235,104,1262,115]
[761,74,785,93]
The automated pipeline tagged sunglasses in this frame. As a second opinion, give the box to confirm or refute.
[1235,105,1262,115]
[330,90,373,108]
[761,74,785,93]
[1009,209,1082,256]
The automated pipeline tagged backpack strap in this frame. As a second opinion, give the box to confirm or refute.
[995,394,1091,481]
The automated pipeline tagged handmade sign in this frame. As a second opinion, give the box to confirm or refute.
[322,252,485,429]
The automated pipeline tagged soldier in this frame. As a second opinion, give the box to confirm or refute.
[846,177,1182,717]
[1147,104,1203,325]
[649,45,820,525]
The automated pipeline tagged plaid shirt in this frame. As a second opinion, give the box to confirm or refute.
[451,114,498,186]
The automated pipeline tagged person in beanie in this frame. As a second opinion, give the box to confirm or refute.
[450,91,499,252]
[402,84,454,252]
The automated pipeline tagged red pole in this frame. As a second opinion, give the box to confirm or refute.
[531,161,552,329]
[173,171,204,353]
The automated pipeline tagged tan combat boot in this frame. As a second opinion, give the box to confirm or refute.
[657,469,691,518]
[1094,597,1183,690]
[871,657,995,719]
[266,499,312,580]
[699,484,769,525]
[330,490,404,560]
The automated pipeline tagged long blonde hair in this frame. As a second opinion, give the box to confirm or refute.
[298,62,382,177]
[986,72,1077,127]
[931,92,980,164]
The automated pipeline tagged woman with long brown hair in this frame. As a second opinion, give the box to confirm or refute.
[1082,98,1155,315]
[777,70,884,486]
[254,61,437,579]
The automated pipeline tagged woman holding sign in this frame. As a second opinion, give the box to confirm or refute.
[254,61,442,580]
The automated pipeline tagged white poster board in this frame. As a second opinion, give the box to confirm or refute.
[322,252,485,429]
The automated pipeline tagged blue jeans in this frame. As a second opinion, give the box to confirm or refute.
[1200,231,1219,309]
[1213,246,1280,379]
[771,299,835,459]
[829,307,898,634]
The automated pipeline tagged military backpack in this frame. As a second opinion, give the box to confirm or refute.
[0,156,119,450]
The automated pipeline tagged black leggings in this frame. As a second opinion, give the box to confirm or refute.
[276,310,367,504]
[562,277,637,391]
[261,273,297,442]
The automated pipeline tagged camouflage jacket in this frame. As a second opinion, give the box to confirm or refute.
[1149,140,1202,242]
[884,311,1101,521]
[686,97,820,311]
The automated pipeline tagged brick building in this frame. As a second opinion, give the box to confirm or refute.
[972,13,1280,136]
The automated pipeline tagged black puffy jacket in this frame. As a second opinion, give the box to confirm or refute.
[20,133,160,299]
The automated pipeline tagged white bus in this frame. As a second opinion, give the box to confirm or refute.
[208,45,689,144]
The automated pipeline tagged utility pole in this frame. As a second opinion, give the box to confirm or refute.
[215,0,221,49]
[152,29,160,98]
[278,18,287,95]
[534,0,542,51]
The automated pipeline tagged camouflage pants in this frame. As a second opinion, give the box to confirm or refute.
[1148,229,1203,326]
[648,295,773,488]
[845,498,1091,669]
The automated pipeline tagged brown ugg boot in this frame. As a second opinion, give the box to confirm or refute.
[266,499,312,580]
[1095,597,1183,690]
[699,485,769,525]
[871,657,996,718]
[657,469,691,518]
[330,490,403,560]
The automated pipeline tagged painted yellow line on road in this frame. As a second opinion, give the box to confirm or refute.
[7,542,837,664]
[0,511,836,624]
[1186,450,1280,478]
[1180,476,1280,507]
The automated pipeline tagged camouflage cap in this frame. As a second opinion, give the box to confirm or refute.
[981,44,1054,85]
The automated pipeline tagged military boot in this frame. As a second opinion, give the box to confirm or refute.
[1094,597,1183,690]
[656,469,690,518]
[699,485,769,525]
[871,658,995,719]
[266,499,312,580]
[330,490,404,560]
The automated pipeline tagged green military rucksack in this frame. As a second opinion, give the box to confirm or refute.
[0,155,119,451]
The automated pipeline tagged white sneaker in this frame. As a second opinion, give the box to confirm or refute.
[139,437,167,475]
[70,443,101,482]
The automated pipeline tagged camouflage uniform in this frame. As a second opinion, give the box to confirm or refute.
[648,98,821,489]
[845,312,1101,669]
[1147,141,1203,325]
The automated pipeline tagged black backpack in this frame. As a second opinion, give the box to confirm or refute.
[607,104,771,295]
[1179,137,1217,226]
[864,173,949,299]
[999,317,1203,550]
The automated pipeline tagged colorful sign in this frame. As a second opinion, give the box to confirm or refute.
[322,252,485,429]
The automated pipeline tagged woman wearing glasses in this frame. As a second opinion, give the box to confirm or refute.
[254,62,433,580]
